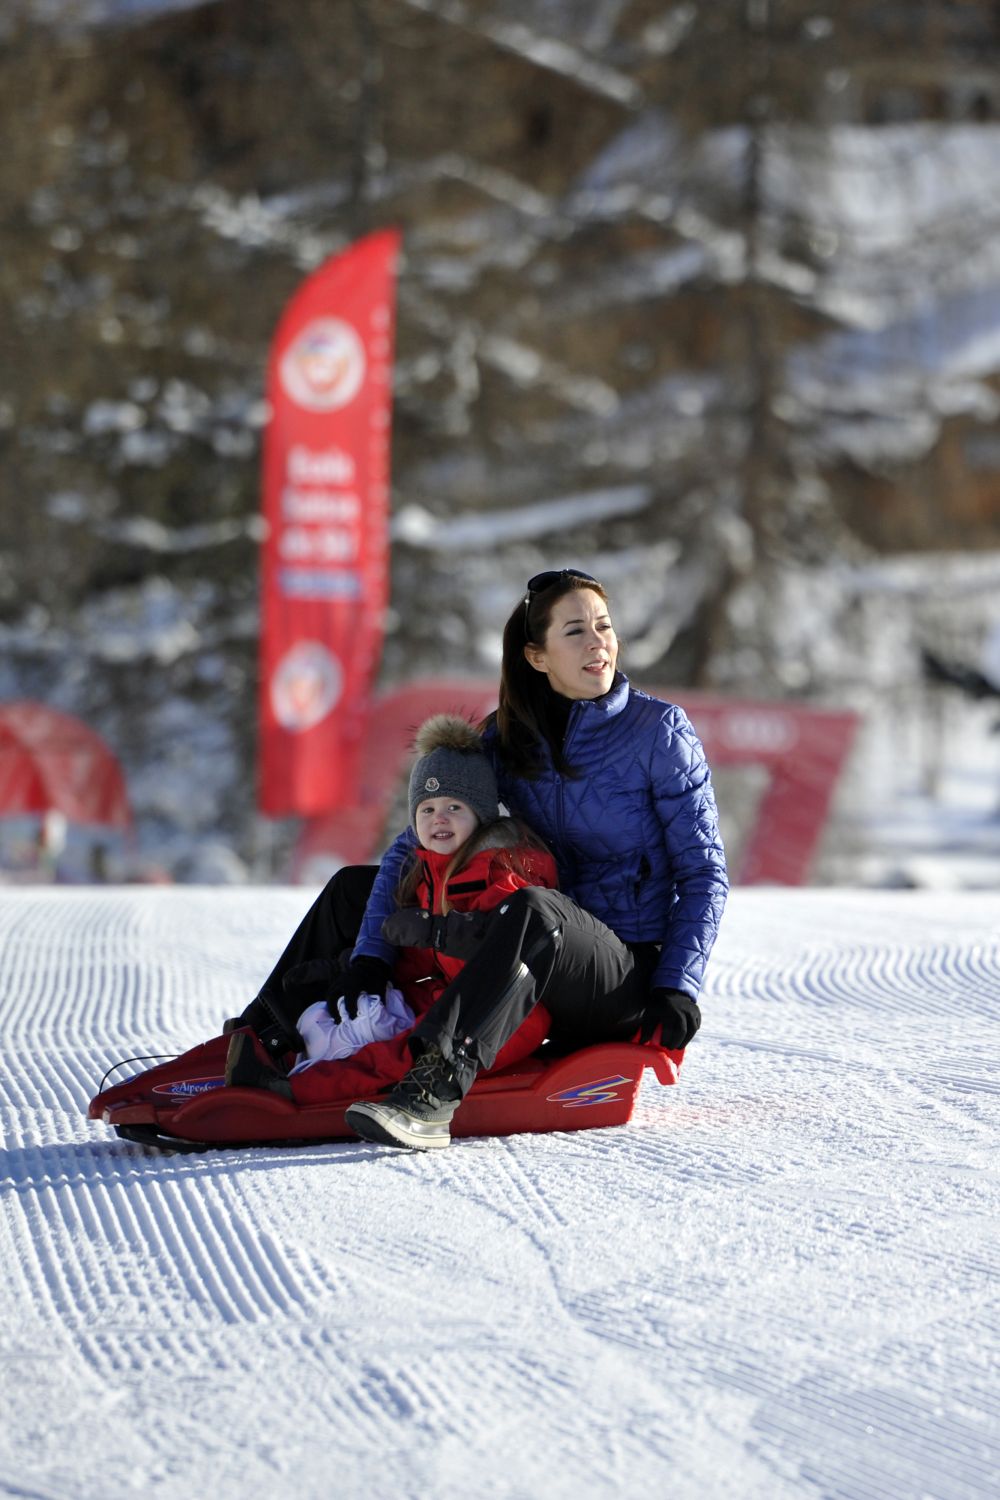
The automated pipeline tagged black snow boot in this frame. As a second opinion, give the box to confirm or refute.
[344,1044,467,1151]
[224,1031,294,1100]
[222,991,303,1060]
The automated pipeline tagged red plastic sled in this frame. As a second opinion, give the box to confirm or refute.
[88,1032,682,1151]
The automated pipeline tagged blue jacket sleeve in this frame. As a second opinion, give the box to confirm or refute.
[351,826,418,967]
[649,707,729,998]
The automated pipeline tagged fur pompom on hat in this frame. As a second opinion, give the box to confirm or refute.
[408,714,499,830]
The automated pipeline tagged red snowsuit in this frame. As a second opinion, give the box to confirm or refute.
[289,832,559,1105]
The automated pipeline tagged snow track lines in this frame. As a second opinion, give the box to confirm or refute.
[753,1372,1000,1500]
[1,887,999,1499]
[2,1146,332,1339]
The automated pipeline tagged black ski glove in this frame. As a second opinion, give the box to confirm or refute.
[381,908,495,959]
[381,909,434,949]
[328,956,392,1021]
[638,988,701,1049]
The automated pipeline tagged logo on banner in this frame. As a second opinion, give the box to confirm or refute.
[280,318,366,411]
[271,642,343,732]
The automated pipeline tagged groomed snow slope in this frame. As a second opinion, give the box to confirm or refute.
[1,887,998,1500]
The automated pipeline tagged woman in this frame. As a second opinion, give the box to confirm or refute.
[344,568,728,1148]
[231,568,728,1150]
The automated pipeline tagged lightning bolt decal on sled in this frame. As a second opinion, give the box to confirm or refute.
[547,1074,632,1107]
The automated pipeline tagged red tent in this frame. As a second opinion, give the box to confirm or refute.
[0,701,131,829]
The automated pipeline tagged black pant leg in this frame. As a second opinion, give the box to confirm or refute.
[259,865,379,991]
[522,890,651,1045]
[411,888,648,1086]
[238,865,378,1033]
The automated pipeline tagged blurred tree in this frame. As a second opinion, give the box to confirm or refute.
[2,0,1000,872]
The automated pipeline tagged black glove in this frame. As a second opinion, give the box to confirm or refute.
[327,956,392,1021]
[438,909,496,958]
[381,908,495,959]
[381,909,434,949]
[638,988,701,1049]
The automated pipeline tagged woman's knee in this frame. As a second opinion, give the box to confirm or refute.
[326,864,377,896]
[326,864,378,916]
[503,885,562,921]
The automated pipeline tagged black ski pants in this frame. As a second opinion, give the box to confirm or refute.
[262,865,378,990]
[241,865,379,1033]
[246,871,654,1086]
[410,886,655,1094]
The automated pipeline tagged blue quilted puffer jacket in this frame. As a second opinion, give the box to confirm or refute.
[354,674,728,999]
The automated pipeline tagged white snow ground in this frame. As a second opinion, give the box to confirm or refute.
[1,886,998,1500]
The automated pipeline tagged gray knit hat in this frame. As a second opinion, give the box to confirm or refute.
[408,714,499,830]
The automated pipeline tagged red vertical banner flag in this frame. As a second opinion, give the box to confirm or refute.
[257,229,400,817]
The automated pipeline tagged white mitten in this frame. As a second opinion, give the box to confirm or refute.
[291,986,415,1073]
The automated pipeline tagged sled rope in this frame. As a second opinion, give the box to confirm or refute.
[97,1054,180,1094]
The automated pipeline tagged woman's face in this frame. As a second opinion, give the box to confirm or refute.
[414,797,479,854]
[524,588,618,701]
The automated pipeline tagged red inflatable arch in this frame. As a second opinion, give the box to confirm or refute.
[0,701,132,830]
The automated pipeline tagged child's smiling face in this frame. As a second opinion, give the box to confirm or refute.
[415,797,479,854]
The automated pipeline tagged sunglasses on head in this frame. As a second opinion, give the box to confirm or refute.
[524,568,599,606]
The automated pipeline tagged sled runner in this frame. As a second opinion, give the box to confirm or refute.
[88,1031,682,1151]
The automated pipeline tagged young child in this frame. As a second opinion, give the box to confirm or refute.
[225,714,558,1103]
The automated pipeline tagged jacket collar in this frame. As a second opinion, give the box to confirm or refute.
[566,670,630,728]
[413,817,522,876]
[414,845,457,879]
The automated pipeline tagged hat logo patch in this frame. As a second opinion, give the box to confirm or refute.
[424,776,441,791]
